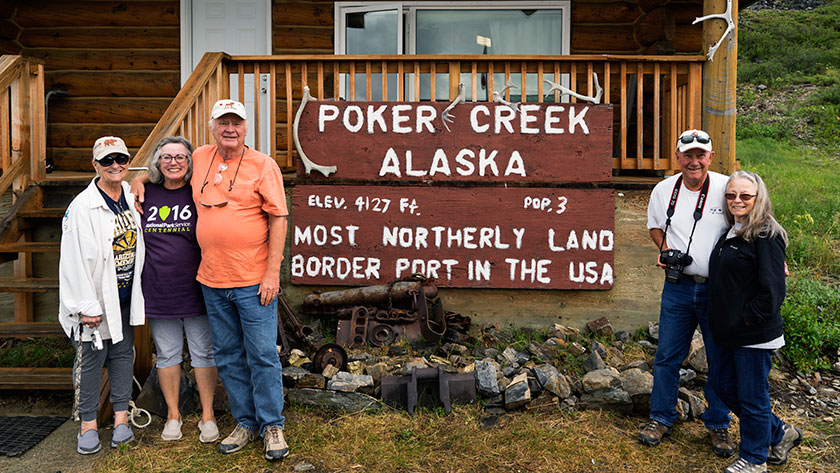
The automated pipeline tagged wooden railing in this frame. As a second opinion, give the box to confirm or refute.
[0,55,46,196]
[134,53,705,174]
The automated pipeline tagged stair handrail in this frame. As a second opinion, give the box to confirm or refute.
[0,55,46,197]
[129,52,229,171]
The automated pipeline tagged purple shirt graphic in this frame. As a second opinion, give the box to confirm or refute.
[140,183,205,318]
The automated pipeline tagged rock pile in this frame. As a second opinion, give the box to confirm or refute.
[280,317,715,417]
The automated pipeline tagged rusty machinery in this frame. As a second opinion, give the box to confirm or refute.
[276,287,348,372]
[300,279,471,349]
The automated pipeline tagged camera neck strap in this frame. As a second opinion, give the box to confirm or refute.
[659,174,710,256]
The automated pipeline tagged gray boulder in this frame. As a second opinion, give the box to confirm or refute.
[474,360,501,397]
[287,388,381,413]
[533,363,572,399]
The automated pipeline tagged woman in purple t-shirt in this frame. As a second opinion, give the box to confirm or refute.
[141,137,218,443]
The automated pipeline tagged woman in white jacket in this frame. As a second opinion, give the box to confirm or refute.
[59,136,145,454]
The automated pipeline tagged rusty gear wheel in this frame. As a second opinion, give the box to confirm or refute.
[312,343,348,372]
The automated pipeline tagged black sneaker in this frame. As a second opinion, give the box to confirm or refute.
[767,423,802,465]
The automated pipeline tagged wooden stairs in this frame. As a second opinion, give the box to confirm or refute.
[0,174,89,389]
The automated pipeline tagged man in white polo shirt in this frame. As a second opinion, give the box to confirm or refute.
[640,129,734,458]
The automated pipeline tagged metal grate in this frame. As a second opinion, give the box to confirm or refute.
[0,415,67,457]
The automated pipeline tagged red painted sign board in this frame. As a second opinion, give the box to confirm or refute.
[295,102,613,183]
[291,185,614,290]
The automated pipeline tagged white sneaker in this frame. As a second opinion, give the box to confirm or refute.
[198,419,220,443]
[161,417,182,441]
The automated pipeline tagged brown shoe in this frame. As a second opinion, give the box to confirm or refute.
[710,428,736,457]
[218,425,257,454]
[709,429,735,458]
[639,419,672,446]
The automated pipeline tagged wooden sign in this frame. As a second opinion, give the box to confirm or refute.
[291,185,614,290]
[295,102,613,183]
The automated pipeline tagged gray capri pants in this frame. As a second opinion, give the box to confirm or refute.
[73,300,134,422]
[148,315,215,369]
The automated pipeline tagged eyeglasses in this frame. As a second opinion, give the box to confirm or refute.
[96,154,130,167]
[160,154,188,163]
[725,192,756,202]
[199,150,244,207]
[678,132,711,145]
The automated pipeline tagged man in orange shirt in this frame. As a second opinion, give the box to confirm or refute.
[191,100,289,461]
[135,100,290,461]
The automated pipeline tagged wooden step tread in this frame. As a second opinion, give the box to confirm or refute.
[0,367,73,390]
[0,322,65,338]
[0,278,59,292]
[18,208,66,218]
[0,242,60,252]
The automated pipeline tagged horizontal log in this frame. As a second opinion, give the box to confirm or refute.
[13,1,179,27]
[18,208,65,219]
[49,97,170,123]
[0,277,58,292]
[274,2,334,27]
[671,26,703,53]
[572,2,641,23]
[24,48,180,71]
[49,123,154,148]
[52,147,139,172]
[0,367,73,390]
[19,27,179,49]
[46,71,180,97]
[572,25,639,53]
[0,19,19,40]
[273,26,334,51]
[0,38,20,55]
[0,321,64,338]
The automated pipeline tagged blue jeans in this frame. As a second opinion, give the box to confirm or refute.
[201,283,284,434]
[649,278,731,429]
[708,346,785,464]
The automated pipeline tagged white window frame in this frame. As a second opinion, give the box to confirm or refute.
[335,1,571,56]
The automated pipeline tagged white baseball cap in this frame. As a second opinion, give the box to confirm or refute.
[210,100,247,120]
[92,136,130,161]
[676,129,712,153]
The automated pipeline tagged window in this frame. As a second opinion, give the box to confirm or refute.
[335,2,571,101]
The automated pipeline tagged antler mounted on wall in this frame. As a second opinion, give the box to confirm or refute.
[543,72,603,105]
[293,86,338,177]
[492,79,521,114]
[692,0,735,61]
[441,83,466,132]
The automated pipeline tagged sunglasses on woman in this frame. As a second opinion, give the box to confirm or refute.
[724,192,756,202]
[96,154,130,167]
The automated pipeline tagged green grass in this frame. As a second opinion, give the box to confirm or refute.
[737,2,840,372]
[739,2,840,85]
[0,337,75,368]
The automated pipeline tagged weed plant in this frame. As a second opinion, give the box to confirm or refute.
[0,337,75,368]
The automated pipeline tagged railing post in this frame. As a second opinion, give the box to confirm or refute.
[701,0,739,175]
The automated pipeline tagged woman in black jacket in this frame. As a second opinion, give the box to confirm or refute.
[707,170,801,473]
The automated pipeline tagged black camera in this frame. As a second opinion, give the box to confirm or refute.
[660,249,693,284]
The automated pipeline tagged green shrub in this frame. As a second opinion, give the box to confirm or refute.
[739,2,840,85]
[781,275,840,372]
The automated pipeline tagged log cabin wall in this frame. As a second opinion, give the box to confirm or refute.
[5,0,180,172]
[2,0,703,172]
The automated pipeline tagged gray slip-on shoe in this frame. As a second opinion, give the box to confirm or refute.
[77,429,101,455]
[111,423,134,448]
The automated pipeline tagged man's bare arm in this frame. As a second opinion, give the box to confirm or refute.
[649,228,668,268]
[259,215,288,306]
[129,173,151,214]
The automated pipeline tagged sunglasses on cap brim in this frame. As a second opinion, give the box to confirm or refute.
[678,134,711,145]
[97,154,130,167]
